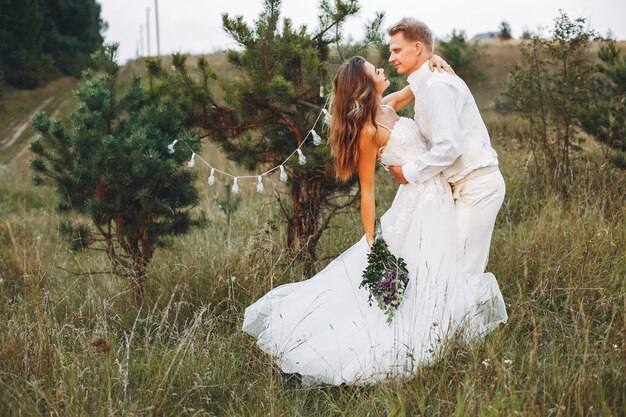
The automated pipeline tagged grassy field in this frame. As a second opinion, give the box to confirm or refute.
[0,42,624,416]
[0,77,79,166]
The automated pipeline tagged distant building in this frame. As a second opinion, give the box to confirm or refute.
[471,32,499,41]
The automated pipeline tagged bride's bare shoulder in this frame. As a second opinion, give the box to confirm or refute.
[358,123,377,145]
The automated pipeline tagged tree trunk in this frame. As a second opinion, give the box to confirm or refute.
[289,174,322,276]
[130,263,146,297]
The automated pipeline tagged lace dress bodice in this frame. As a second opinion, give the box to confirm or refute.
[379,117,428,167]
[377,117,451,237]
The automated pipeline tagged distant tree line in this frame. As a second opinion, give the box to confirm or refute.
[0,0,105,90]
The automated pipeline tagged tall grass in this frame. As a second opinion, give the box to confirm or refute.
[0,41,624,416]
[0,134,623,416]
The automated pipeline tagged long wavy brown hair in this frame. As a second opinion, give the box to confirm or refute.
[329,56,380,181]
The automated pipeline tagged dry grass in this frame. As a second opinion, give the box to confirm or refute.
[0,77,78,166]
[0,42,624,416]
[0,140,623,416]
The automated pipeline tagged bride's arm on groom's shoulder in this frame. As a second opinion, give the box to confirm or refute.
[382,86,414,112]
[381,55,453,112]
[357,124,378,247]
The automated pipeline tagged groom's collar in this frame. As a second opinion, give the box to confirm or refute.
[406,60,431,85]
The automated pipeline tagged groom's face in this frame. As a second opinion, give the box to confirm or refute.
[388,32,422,76]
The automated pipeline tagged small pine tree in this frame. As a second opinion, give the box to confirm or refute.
[578,38,626,165]
[438,30,485,90]
[504,11,598,188]
[498,21,513,40]
[146,0,369,275]
[29,43,201,294]
[521,27,533,40]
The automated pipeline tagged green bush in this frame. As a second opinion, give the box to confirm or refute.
[29,44,202,294]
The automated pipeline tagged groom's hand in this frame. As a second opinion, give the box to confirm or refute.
[389,166,409,185]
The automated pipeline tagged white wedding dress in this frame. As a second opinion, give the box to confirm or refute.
[242,117,508,386]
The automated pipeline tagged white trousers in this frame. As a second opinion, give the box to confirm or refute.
[451,170,505,275]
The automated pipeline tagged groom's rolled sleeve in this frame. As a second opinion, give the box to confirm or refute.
[402,81,464,184]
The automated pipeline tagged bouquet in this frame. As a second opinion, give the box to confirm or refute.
[360,219,410,324]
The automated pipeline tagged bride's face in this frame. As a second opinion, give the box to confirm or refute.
[363,61,390,94]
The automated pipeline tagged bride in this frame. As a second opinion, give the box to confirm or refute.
[242,56,507,386]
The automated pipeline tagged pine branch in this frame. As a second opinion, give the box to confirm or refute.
[261,0,278,79]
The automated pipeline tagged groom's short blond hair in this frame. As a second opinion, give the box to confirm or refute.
[388,17,434,52]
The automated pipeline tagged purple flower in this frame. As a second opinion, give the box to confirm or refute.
[361,233,410,324]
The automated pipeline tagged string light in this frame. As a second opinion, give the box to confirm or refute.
[187,152,196,168]
[232,177,239,194]
[176,98,329,194]
[296,149,307,165]
[167,139,178,154]
[311,129,322,146]
[279,165,288,182]
[322,108,331,125]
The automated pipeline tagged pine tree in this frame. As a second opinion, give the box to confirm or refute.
[29,43,201,294]
[504,11,598,188]
[438,29,485,90]
[146,0,376,275]
[578,38,626,166]
[0,0,104,88]
[498,21,513,40]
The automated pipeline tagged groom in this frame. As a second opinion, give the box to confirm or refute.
[386,17,505,277]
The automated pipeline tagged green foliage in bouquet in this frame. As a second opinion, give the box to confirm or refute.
[360,220,410,324]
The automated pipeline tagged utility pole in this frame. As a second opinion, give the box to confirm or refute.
[146,7,151,57]
[154,0,161,56]
[139,24,144,56]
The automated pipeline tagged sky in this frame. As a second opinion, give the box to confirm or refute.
[98,0,626,63]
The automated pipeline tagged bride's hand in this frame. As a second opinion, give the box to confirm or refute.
[389,166,409,185]
[429,54,455,75]
[367,236,388,251]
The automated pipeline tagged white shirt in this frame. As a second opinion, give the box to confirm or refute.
[401,61,499,184]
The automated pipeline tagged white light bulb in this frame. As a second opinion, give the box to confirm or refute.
[187,152,196,168]
[322,108,331,125]
[311,129,322,146]
[167,139,178,154]
[297,149,306,165]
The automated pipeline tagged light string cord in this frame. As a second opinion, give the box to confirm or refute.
[178,96,331,180]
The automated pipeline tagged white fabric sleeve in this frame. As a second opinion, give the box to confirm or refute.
[402,81,464,184]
